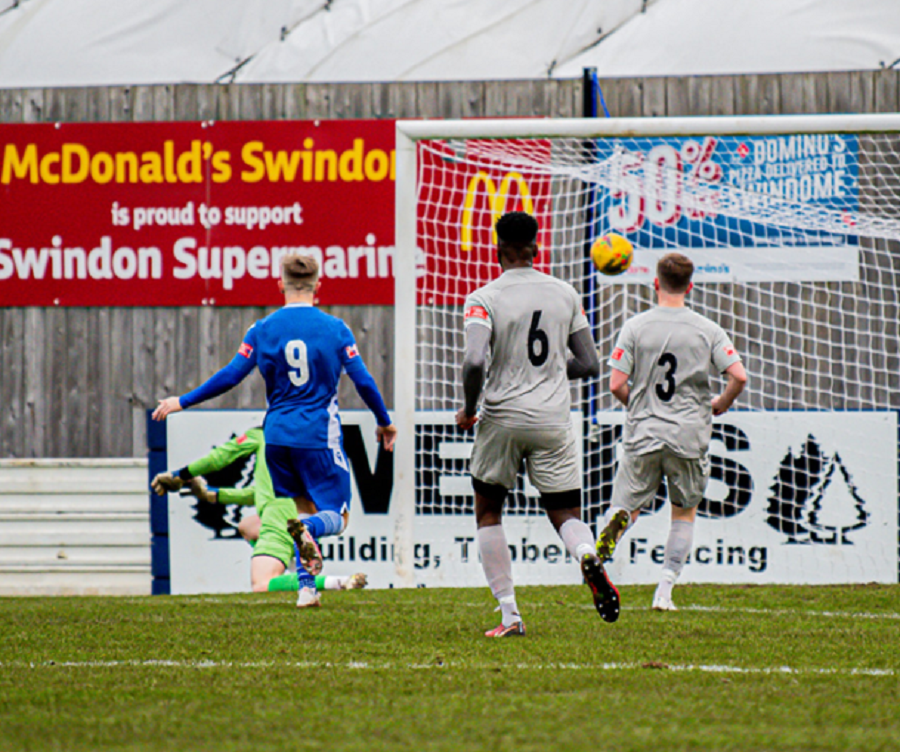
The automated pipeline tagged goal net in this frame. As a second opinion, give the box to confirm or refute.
[393,115,900,588]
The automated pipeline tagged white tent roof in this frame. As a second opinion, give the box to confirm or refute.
[554,0,900,79]
[0,0,325,87]
[0,0,897,88]
[233,0,640,83]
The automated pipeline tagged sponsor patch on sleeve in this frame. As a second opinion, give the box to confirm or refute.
[345,344,359,359]
[465,305,489,321]
[725,345,736,357]
[611,347,624,361]
[236,433,248,444]
[238,342,253,358]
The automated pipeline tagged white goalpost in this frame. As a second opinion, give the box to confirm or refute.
[393,114,900,589]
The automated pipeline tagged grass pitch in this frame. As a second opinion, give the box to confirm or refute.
[1,584,898,752]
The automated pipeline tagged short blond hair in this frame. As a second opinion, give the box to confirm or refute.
[281,254,319,292]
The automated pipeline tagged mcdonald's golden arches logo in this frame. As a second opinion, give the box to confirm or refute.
[460,171,535,252]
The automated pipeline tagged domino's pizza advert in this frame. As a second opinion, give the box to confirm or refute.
[592,133,862,284]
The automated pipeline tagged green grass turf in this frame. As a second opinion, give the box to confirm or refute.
[1,584,898,752]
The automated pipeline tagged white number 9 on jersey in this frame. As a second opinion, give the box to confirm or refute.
[285,339,309,386]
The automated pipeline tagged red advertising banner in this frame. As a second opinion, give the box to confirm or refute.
[417,138,553,306]
[0,119,396,306]
[0,119,553,307]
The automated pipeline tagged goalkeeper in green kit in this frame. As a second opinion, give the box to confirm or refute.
[151,426,366,599]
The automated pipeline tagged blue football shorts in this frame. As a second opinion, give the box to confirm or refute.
[265,443,352,514]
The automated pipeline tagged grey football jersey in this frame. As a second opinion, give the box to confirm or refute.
[608,306,741,458]
[464,267,589,429]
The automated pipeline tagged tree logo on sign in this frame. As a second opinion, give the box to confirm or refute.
[766,435,869,544]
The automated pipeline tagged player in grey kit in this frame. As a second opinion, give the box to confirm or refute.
[596,251,748,612]
[456,211,620,637]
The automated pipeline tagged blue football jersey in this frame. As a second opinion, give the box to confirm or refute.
[229,303,362,449]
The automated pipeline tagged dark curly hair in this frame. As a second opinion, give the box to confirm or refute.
[495,211,538,262]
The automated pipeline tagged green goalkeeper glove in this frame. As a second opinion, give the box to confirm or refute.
[151,472,184,495]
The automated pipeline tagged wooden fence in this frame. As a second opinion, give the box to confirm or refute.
[1,71,899,458]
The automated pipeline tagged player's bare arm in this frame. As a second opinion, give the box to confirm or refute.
[152,396,182,421]
[610,368,630,406]
[712,361,748,416]
[377,424,398,451]
[457,324,490,430]
[567,328,601,379]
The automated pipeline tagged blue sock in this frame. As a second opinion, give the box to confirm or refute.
[293,544,317,591]
[302,511,343,540]
[298,572,316,591]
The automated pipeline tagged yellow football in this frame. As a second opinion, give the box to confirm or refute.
[590,233,634,276]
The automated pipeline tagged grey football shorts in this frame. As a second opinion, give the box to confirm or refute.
[469,418,580,494]
[611,447,710,512]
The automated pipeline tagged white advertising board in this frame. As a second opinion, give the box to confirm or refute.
[164,409,897,593]
[167,410,266,595]
[610,246,860,285]
[164,409,585,593]
[599,411,898,586]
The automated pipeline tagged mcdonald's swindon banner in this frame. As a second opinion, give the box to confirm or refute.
[0,119,396,306]
[0,120,553,307]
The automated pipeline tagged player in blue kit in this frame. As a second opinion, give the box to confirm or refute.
[152,254,397,607]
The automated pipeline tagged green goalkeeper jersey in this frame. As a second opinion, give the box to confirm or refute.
[187,427,276,511]
[186,427,297,566]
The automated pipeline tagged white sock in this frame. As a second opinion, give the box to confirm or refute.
[655,519,694,599]
[498,596,519,627]
[477,525,519,626]
[324,576,345,591]
[663,519,694,575]
[655,569,677,601]
[558,518,596,561]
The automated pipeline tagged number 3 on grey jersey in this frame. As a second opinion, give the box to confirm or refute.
[609,306,742,458]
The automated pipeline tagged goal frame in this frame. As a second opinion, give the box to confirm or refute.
[392,113,900,587]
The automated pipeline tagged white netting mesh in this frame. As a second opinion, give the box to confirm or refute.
[406,124,900,586]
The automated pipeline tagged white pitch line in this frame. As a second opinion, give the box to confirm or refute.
[568,603,900,621]
[668,604,900,621]
[1,660,894,677]
[124,597,900,622]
